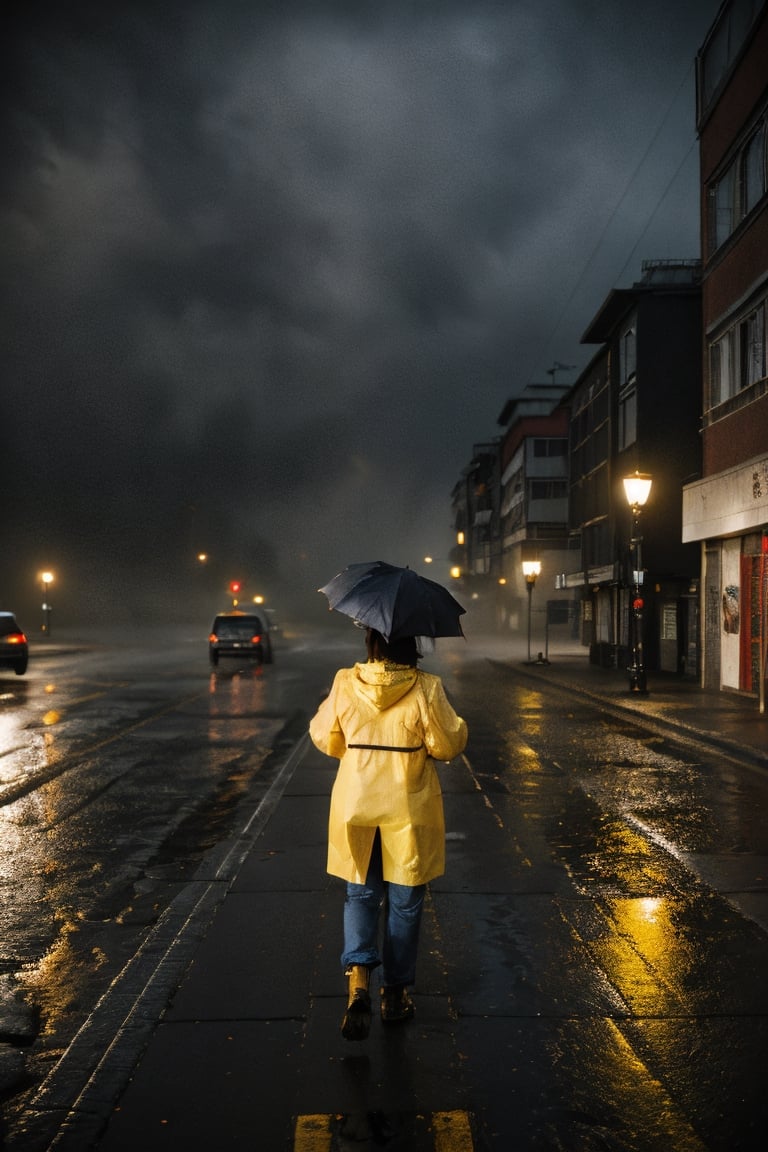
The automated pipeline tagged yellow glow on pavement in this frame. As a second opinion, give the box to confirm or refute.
[433,1110,474,1150]
[294,1112,474,1150]
[294,1114,332,1151]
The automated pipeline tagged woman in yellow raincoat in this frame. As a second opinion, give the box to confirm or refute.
[309,627,467,1040]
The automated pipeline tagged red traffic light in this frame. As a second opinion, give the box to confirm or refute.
[229,581,242,595]
[632,597,644,611]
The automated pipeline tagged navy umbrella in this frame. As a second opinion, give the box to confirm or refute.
[319,560,466,642]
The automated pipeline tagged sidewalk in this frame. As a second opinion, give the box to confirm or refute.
[10,651,768,1152]
[516,650,768,773]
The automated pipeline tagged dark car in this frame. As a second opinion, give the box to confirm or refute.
[208,610,273,666]
[0,612,29,675]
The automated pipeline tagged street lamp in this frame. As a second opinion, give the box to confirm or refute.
[40,571,54,637]
[522,560,541,663]
[623,472,653,693]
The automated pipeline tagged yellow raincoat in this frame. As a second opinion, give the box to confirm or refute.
[309,660,468,886]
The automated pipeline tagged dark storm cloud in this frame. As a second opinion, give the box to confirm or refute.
[2,0,720,624]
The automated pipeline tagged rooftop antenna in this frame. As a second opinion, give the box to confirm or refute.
[546,361,576,384]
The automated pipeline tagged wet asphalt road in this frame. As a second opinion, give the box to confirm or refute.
[0,626,336,1133]
[2,629,768,1149]
[441,651,768,1150]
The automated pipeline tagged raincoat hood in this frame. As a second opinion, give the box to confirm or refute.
[352,660,418,711]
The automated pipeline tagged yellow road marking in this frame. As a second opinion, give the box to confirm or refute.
[294,1111,474,1150]
[433,1110,474,1150]
[294,1114,332,1151]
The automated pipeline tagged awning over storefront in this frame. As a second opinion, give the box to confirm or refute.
[683,454,768,542]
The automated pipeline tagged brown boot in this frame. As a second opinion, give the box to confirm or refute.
[380,984,415,1025]
[341,965,372,1041]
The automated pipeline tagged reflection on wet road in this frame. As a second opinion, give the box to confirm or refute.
[435,657,768,1149]
[3,636,768,1149]
[0,629,335,1136]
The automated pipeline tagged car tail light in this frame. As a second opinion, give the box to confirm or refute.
[208,633,218,643]
[251,634,262,644]
[6,632,26,645]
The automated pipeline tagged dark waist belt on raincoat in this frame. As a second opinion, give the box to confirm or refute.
[347,743,424,753]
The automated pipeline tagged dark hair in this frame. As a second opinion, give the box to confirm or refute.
[365,628,419,667]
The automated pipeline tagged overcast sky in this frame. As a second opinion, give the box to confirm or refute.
[2,0,721,626]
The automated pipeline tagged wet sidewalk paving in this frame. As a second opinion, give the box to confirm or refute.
[495,642,768,773]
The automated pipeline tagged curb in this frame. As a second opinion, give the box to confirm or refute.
[492,658,768,777]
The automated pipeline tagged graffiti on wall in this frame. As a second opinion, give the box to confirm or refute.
[723,585,739,634]
[752,462,768,499]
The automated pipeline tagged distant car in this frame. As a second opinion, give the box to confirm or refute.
[208,610,273,666]
[0,612,29,675]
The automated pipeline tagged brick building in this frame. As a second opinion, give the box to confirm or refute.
[682,0,768,699]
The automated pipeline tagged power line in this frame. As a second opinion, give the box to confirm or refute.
[530,58,698,383]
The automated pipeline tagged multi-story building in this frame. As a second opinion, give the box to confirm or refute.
[495,385,573,636]
[452,384,573,637]
[682,0,768,699]
[451,440,501,630]
[563,260,703,675]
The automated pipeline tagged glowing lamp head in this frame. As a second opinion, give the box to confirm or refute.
[623,472,652,509]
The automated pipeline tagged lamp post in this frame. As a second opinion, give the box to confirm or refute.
[622,472,653,693]
[40,571,54,638]
[522,560,541,663]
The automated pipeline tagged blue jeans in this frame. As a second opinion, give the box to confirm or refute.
[341,831,426,987]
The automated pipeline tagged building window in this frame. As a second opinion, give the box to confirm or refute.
[708,299,766,409]
[532,439,568,457]
[709,332,735,407]
[740,306,765,390]
[500,472,523,517]
[530,480,568,500]
[708,112,767,253]
[619,322,636,386]
[742,124,766,216]
[617,382,635,444]
[616,319,638,450]
[711,160,737,250]
[699,0,763,114]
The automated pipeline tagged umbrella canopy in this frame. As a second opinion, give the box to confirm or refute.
[319,560,466,642]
